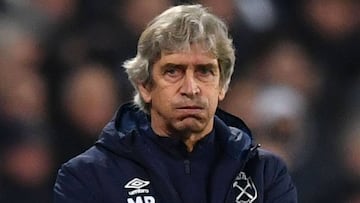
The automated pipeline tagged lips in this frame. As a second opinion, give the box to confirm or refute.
[175,105,205,117]
[176,103,206,110]
[174,100,206,114]
[177,106,203,109]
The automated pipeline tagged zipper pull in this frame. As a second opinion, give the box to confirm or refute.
[250,144,261,152]
[184,159,191,174]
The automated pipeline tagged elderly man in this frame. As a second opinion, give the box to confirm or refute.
[54,4,297,203]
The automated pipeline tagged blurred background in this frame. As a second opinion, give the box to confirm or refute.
[0,0,358,202]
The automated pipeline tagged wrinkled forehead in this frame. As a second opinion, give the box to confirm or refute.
[154,43,218,68]
[160,37,216,53]
[161,43,215,56]
[160,50,217,67]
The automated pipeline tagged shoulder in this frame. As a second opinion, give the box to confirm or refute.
[54,146,106,202]
[256,148,287,168]
[54,145,124,201]
[61,146,107,171]
[250,148,290,181]
[247,148,298,202]
[55,144,117,190]
[55,146,108,189]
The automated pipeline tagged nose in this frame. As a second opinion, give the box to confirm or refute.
[180,71,200,97]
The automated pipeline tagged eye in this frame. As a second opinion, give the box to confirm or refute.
[165,67,179,76]
[162,64,184,81]
[197,65,215,77]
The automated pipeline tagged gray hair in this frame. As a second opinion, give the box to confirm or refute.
[123,4,235,113]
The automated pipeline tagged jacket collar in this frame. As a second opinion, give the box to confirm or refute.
[97,102,254,160]
[96,103,256,203]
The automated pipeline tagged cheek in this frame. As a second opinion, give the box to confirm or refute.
[205,87,222,106]
[205,83,223,96]
[151,87,173,107]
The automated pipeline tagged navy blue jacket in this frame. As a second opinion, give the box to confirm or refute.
[54,103,297,203]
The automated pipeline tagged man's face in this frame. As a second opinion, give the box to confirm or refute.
[138,45,226,138]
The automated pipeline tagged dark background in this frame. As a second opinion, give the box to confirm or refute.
[0,0,359,202]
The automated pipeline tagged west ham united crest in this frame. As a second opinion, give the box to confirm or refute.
[232,172,258,203]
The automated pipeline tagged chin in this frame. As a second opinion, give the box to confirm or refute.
[175,120,206,133]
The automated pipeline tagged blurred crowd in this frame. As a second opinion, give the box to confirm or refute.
[0,0,358,202]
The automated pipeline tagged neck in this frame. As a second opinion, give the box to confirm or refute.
[152,127,210,152]
[183,133,207,152]
[149,110,214,152]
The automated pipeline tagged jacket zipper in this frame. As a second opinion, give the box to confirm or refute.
[184,159,191,174]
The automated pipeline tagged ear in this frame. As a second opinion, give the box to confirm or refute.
[218,87,226,101]
[137,82,152,103]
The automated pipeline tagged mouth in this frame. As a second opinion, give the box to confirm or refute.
[175,105,204,116]
[177,105,204,110]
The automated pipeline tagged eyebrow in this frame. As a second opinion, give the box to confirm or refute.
[161,63,217,69]
[162,63,185,68]
[195,63,217,69]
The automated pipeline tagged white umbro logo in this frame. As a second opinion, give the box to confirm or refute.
[125,178,155,203]
[125,178,150,190]
[125,178,150,196]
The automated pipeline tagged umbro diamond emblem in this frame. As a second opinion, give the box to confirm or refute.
[125,178,155,203]
[125,178,150,190]
[125,178,150,196]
